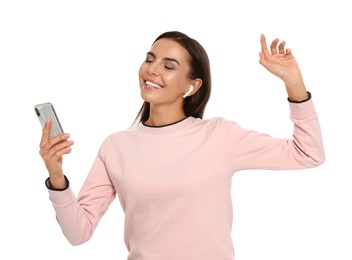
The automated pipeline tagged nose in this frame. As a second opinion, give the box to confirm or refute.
[147,62,160,76]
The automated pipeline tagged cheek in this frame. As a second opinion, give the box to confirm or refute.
[165,75,189,92]
[138,64,144,77]
[138,65,146,85]
[163,72,184,85]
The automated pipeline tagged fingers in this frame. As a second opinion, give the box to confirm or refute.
[260,34,289,56]
[39,136,74,164]
[39,118,73,153]
[260,34,270,59]
[39,119,51,148]
[278,41,286,54]
[49,139,73,158]
[40,133,71,151]
[270,38,280,55]
[40,130,73,156]
[40,138,73,177]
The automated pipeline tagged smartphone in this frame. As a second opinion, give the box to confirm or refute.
[34,102,65,139]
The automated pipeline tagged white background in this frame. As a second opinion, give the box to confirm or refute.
[1,1,351,259]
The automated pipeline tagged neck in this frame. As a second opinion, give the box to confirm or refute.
[144,105,186,127]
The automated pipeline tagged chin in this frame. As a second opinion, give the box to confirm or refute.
[140,90,157,104]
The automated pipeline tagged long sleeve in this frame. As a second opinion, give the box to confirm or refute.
[222,98,325,171]
[47,139,116,245]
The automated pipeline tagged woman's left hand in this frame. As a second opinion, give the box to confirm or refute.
[259,34,309,101]
[259,34,302,83]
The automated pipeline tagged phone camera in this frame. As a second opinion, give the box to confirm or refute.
[35,108,40,116]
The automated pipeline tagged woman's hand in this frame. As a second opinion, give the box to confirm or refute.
[39,119,74,189]
[259,34,309,101]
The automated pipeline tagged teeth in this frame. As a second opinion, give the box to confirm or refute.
[146,81,162,89]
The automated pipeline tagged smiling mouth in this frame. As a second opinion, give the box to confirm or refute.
[145,81,163,89]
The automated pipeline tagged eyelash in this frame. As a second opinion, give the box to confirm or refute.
[144,59,174,70]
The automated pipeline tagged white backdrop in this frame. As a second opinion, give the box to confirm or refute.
[1,1,351,259]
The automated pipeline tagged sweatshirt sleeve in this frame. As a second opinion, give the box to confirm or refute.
[222,97,325,171]
[47,139,116,245]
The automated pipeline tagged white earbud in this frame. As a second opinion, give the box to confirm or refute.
[183,85,194,98]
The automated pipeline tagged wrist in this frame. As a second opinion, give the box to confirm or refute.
[284,75,308,102]
[48,175,68,190]
[288,91,311,103]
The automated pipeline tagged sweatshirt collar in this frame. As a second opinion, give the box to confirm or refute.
[137,116,198,134]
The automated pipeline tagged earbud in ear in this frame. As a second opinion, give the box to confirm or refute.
[183,85,194,98]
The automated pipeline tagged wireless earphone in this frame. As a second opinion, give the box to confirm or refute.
[183,85,194,98]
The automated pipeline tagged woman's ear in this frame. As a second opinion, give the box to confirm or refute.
[183,79,202,98]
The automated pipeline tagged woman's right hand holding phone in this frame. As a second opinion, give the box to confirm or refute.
[39,119,74,189]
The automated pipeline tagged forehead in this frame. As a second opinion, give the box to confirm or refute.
[150,38,190,62]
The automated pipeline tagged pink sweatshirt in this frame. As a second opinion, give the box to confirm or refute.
[47,98,325,260]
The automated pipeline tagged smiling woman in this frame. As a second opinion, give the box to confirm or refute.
[38,30,325,260]
[136,31,211,127]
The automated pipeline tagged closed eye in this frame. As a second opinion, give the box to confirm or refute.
[145,52,155,63]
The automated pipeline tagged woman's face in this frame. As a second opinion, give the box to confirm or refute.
[139,38,193,108]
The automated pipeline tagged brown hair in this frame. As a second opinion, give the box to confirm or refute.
[134,31,211,124]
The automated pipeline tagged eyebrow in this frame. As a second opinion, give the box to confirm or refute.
[146,52,180,66]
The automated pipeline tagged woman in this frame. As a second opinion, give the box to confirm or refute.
[39,31,325,259]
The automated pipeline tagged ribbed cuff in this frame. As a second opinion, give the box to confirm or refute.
[287,91,311,103]
[45,175,69,191]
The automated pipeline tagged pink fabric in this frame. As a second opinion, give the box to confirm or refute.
[48,98,325,260]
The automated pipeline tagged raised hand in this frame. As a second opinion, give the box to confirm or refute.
[259,34,309,101]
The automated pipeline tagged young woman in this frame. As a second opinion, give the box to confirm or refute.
[39,31,325,259]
